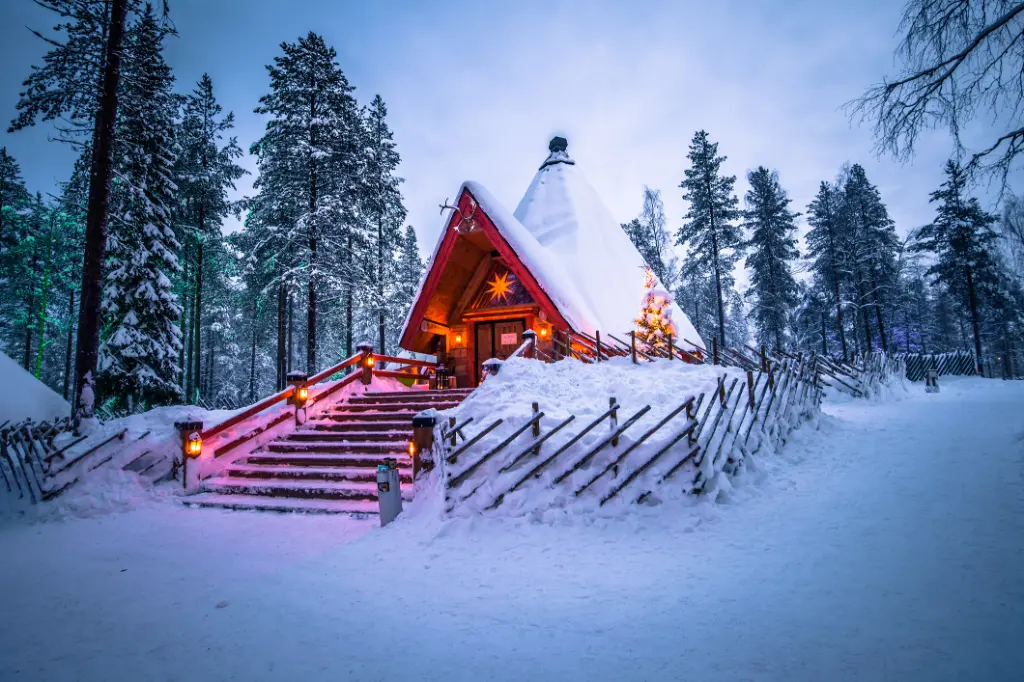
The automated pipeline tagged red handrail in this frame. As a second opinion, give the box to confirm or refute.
[372,354,436,368]
[201,386,294,441]
[307,353,363,385]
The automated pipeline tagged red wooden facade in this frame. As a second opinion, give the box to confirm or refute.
[400,186,570,387]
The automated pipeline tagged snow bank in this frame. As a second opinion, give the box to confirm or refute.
[423,355,820,521]
[0,350,70,424]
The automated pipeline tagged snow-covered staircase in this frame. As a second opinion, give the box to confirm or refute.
[185,388,473,514]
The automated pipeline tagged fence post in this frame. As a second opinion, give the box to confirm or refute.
[449,416,457,447]
[746,371,755,408]
[667,333,673,360]
[718,377,726,407]
[761,345,768,372]
[767,360,775,390]
[174,420,204,493]
[631,332,637,364]
[713,337,719,365]
[531,402,541,438]
[610,396,619,446]
[411,414,435,482]
[522,329,537,359]
[596,330,602,362]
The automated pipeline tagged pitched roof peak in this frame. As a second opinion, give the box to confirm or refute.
[540,136,575,169]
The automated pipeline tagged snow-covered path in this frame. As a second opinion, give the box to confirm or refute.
[1,378,1022,681]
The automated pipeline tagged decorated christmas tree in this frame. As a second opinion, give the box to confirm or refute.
[634,266,678,352]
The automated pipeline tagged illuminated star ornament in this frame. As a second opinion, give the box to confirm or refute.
[486,271,514,302]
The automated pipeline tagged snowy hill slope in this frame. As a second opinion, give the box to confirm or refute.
[0,350,70,424]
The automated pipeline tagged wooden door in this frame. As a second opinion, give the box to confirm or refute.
[494,320,525,359]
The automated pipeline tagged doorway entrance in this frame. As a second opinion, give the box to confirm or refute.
[474,318,526,377]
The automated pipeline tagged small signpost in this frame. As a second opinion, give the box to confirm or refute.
[925,369,939,393]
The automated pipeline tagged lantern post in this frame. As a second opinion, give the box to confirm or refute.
[357,342,375,386]
[174,420,204,492]
[287,371,309,426]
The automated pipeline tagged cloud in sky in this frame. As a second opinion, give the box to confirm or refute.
[0,0,1008,286]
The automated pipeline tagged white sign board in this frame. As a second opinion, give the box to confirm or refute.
[500,333,518,345]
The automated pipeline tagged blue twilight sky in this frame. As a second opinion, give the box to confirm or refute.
[0,0,1008,279]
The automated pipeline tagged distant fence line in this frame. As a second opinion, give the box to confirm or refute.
[889,349,1022,381]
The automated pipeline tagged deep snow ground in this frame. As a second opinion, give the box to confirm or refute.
[1,378,1022,682]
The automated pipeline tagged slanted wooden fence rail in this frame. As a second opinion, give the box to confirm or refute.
[432,352,828,515]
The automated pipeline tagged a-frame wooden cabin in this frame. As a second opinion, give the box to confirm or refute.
[400,137,703,387]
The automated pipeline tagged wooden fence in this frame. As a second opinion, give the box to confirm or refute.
[431,353,826,515]
[0,418,159,506]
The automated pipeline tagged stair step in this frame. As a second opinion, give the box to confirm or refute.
[287,431,409,442]
[245,452,412,468]
[266,441,408,454]
[350,393,472,404]
[201,476,414,501]
[341,403,459,413]
[182,493,383,515]
[305,421,411,433]
[325,412,420,422]
[362,389,473,399]
[225,463,413,483]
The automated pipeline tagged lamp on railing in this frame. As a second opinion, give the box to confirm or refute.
[357,342,375,386]
[287,371,309,426]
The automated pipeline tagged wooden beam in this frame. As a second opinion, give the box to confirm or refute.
[448,254,492,324]
[421,318,449,335]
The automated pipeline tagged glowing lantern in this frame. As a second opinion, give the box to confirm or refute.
[540,328,548,338]
[186,433,202,457]
[366,355,376,368]
[296,386,309,403]
[455,334,462,344]
[408,441,417,456]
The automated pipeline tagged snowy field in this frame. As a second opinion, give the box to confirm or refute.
[1,377,1022,682]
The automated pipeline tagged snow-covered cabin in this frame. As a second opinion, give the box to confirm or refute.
[400,137,703,386]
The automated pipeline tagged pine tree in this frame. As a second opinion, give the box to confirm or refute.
[0,149,33,354]
[838,164,899,353]
[390,225,423,347]
[176,74,246,403]
[742,167,800,350]
[725,291,751,349]
[676,130,742,348]
[250,32,361,376]
[10,0,141,419]
[806,181,849,359]
[359,94,405,357]
[634,266,677,351]
[913,160,1001,367]
[97,5,182,410]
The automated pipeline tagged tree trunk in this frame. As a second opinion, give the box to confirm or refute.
[854,273,873,353]
[287,292,293,373]
[345,230,353,359]
[73,0,128,421]
[206,326,215,401]
[965,266,984,371]
[820,311,828,355]
[378,215,386,356]
[248,298,258,403]
[63,292,75,400]
[276,283,286,390]
[871,273,888,352]
[192,235,204,403]
[833,281,848,360]
[24,242,38,370]
[306,89,319,375]
[34,233,54,379]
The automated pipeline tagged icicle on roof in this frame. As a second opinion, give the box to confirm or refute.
[513,137,704,349]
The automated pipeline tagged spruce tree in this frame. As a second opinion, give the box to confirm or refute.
[390,225,423,347]
[838,164,899,353]
[360,94,405,357]
[742,167,800,350]
[97,6,182,410]
[676,130,742,348]
[806,181,849,359]
[250,32,361,375]
[176,74,246,403]
[913,161,1001,367]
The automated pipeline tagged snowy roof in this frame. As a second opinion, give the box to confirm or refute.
[0,351,70,423]
[400,138,703,351]
[513,139,703,348]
